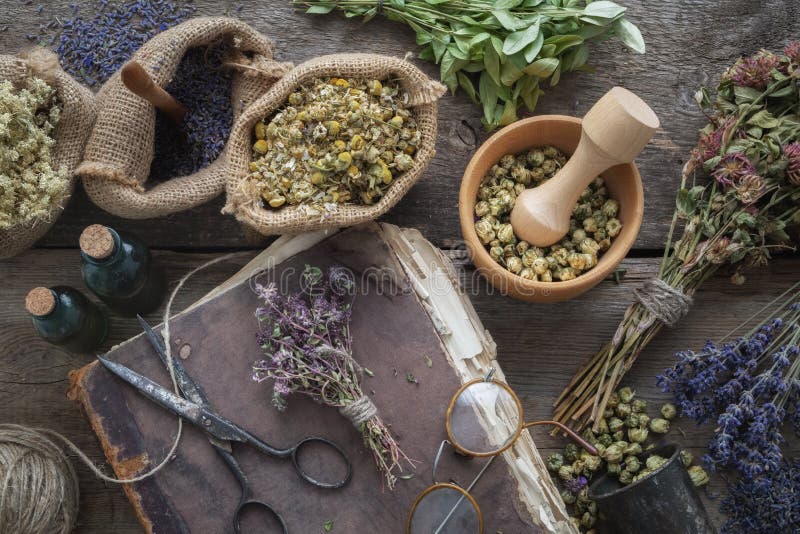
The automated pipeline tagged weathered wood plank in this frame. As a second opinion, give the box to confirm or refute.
[1,249,798,531]
[1,0,797,250]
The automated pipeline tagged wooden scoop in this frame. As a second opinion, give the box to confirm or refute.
[510,87,659,247]
[120,60,188,126]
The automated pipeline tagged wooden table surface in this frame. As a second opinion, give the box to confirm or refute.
[1,1,799,532]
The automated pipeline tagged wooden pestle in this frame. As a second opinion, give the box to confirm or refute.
[510,87,659,247]
[120,60,188,126]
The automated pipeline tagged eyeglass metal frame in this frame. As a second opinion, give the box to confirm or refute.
[406,369,597,534]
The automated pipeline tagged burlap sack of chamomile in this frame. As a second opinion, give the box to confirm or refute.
[223,53,445,235]
[0,49,96,260]
[76,17,290,219]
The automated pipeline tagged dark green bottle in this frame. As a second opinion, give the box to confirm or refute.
[79,224,166,316]
[26,286,108,353]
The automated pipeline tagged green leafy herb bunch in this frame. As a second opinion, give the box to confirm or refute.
[294,0,645,130]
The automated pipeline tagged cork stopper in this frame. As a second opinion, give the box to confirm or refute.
[26,287,56,316]
[80,224,115,260]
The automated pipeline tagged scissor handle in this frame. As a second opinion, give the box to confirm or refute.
[233,499,288,534]
[291,437,352,489]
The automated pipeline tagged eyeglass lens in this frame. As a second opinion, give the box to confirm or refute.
[408,485,481,534]
[448,381,520,455]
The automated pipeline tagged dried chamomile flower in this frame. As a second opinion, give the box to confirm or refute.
[0,77,67,229]
[475,145,622,283]
[679,449,693,467]
[628,427,648,443]
[645,455,668,471]
[247,77,419,212]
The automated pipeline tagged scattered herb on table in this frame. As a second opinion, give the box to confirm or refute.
[658,286,800,533]
[547,386,706,532]
[0,77,67,229]
[323,519,334,532]
[294,0,644,130]
[252,265,412,489]
[553,42,800,431]
[246,77,419,213]
[46,0,195,87]
[475,146,620,281]
[150,43,234,180]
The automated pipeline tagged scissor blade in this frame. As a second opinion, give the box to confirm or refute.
[97,356,246,444]
[137,315,210,407]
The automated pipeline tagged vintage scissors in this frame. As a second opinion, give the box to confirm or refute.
[97,316,352,534]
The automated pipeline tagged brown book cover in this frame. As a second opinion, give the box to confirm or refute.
[69,223,570,533]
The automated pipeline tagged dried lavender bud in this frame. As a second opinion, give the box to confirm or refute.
[649,418,670,434]
[617,387,635,403]
[547,453,565,472]
[632,399,647,413]
[687,465,709,487]
[661,403,677,420]
[645,455,668,471]
[628,427,648,443]
[624,456,641,473]
[679,449,693,467]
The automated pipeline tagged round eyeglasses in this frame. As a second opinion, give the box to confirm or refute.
[407,369,597,534]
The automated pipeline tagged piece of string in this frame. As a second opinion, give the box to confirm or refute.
[633,278,693,326]
[46,252,249,484]
[339,395,378,427]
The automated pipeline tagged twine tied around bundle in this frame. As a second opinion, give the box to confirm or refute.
[634,278,693,326]
[339,395,378,427]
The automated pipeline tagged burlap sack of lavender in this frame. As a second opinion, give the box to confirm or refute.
[0,49,96,259]
[223,53,445,235]
[76,17,289,219]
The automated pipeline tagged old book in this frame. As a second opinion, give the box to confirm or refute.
[69,223,574,533]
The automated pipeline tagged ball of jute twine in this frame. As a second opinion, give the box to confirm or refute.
[0,424,79,534]
[1,252,249,532]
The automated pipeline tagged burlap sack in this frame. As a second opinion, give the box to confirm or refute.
[223,53,445,235]
[0,50,96,260]
[77,17,289,219]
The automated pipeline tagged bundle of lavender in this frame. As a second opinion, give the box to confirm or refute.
[658,284,800,533]
[252,265,411,489]
[554,42,800,431]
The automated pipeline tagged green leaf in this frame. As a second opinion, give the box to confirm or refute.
[502,19,541,55]
[324,519,334,532]
[562,43,589,71]
[524,57,559,77]
[448,43,470,60]
[676,188,696,215]
[747,109,780,129]
[523,32,544,62]
[583,1,627,19]
[484,41,501,85]
[544,34,584,55]
[306,4,335,14]
[734,85,762,104]
[494,0,525,8]
[498,99,518,126]
[539,44,557,57]
[431,39,446,63]
[457,72,479,104]
[469,32,492,48]
[550,63,562,86]
[613,18,645,53]
[479,71,498,124]
[501,58,525,86]
[424,0,452,4]
[418,46,435,61]
[492,9,528,31]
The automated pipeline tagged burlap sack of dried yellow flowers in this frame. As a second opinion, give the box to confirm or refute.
[76,17,288,219]
[0,48,95,260]
[223,53,445,235]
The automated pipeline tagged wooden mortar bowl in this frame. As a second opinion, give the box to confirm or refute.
[459,116,644,302]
